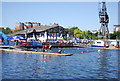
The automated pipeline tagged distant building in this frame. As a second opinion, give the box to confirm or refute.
[91,30,98,33]
[15,22,24,30]
[15,22,41,30]
[109,31,114,34]
[11,29,15,32]
[114,25,120,32]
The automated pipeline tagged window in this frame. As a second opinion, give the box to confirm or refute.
[97,42,101,44]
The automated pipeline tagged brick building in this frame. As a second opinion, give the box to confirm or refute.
[15,22,41,30]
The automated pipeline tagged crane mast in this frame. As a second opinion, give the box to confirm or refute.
[98,1,110,39]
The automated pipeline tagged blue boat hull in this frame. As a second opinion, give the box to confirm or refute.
[91,45,104,47]
[91,45,109,48]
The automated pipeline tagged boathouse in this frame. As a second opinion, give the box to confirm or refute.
[7,24,70,41]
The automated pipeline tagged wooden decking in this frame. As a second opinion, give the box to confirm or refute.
[86,47,120,50]
[0,45,16,49]
[0,49,73,56]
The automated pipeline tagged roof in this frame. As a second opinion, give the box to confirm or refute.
[7,24,64,37]
[114,25,120,27]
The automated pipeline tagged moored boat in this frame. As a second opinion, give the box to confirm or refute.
[91,40,109,48]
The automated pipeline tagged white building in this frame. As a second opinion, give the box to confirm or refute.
[114,25,120,32]
[7,24,70,41]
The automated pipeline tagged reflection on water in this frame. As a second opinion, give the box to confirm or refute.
[2,48,119,79]
[98,49,111,78]
[98,49,118,79]
[42,55,52,62]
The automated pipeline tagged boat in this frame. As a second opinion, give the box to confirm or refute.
[91,40,109,48]
[109,40,120,48]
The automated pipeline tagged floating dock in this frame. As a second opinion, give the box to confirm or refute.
[20,45,79,48]
[0,49,73,56]
[0,45,16,49]
[86,47,120,50]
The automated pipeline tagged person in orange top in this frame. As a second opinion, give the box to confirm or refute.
[48,45,52,50]
[42,45,49,52]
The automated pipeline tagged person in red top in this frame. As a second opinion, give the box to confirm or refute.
[42,45,48,52]
[104,43,106,47]
[42,45,45,52]
[57,50,62,54]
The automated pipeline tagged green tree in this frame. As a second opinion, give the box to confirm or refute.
[87,30,92,38]
[66,27,94,39]
[92,32,98,40]
[5,27,12,34]
[2,28,6,33]
[13,29,22,33]
[110,31,120,40]
[74,29,81,34]
[74,29,83,38]
[2,27,12,34]
[66,26,79,37]
[115,31,120,39]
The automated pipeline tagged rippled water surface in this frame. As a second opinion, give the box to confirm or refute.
[2,48,119,79]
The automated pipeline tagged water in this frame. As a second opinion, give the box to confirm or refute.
[1,48,119,79]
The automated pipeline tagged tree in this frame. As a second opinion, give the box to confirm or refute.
[66,26,79,38]
[87,30,92,38]
[74,29,83,38]
[74,29,81,34]
[66,27,94,39]
[92,32,98,40]
[110,31,120,40]
[2,27,12,34]
[2,28,6,33]
[13,29,22,33]
[5,27,12,34]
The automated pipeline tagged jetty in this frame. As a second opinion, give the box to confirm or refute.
[20,45,79,48]
[0,45,16,49]
[0,48,73,56]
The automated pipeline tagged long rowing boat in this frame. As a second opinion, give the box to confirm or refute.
[0,49,73,56]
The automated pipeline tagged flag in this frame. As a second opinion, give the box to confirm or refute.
[41,32,44,37]
[33,29,37,41]
[52,33,54,39]
[60,34,62,38]
[62,34,65,38]
[74,34,76,40]
[55,33,58,40]
[67,34,69,40]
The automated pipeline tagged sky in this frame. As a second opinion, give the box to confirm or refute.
[1,2,118,32]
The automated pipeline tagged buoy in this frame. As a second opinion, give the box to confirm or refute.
[98,50,101,52]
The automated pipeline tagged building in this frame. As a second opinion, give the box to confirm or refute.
[114,25,120,32]
[11,29,15,32]
[8,24,70,41]
[15,22,41,30]
[91,30,98,33]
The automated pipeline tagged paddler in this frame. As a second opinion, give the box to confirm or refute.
[57,50,62,54]
[42,45,45,52]
[42,44,49,52]
[48,45,52,50]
